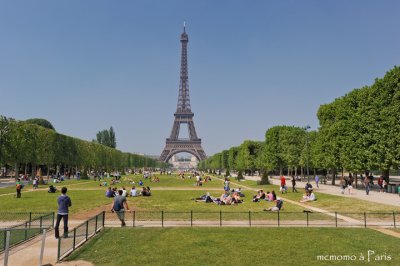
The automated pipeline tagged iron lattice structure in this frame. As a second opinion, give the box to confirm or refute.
[160,26,206,163]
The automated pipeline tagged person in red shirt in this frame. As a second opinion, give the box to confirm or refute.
[280,176,287,194]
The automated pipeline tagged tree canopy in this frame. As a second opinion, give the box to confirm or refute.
[25,118,55,131]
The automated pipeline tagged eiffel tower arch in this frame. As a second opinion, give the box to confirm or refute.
[160,25,206,163]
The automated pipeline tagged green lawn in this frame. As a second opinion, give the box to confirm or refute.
[67,227,400,265]
[0,174,398,219]
[0,190,112,214]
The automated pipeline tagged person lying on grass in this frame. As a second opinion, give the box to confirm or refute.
[300,189,317,203]
[193,191,243,205]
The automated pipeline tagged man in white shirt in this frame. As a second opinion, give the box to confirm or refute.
[130,186,137,197]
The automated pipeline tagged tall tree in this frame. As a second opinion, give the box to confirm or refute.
[96,127,117,148]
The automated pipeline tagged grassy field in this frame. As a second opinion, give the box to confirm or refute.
[0,174,398,217]
[67,227,400,265]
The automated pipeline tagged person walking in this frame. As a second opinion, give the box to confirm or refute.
[280,175,287,194]
[315,175,319,188]
[55,187,72,239]
[111,189,130,226]
[291,176,298,193]
[364,175,370,195]
[16,178,22,198]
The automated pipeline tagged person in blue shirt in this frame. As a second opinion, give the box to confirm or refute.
[55,187,72,239]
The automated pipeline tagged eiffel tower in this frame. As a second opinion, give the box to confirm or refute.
[160,25,206,163]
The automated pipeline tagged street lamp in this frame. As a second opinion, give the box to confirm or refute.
[304,125,311,183]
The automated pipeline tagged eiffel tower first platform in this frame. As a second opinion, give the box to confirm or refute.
[160,25,206,163]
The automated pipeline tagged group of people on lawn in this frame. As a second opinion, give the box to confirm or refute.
[105,185,151,198]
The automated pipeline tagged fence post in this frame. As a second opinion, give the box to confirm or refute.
[40,216,43,228]
[393,212,396,228]
[190,210,193,227]
[3,229,7,252]
[86,220,89,240]
[72,228,76,250]
[39,229,47,266]
[102,211,105,228]
[57,235,61,261]
[133,211,136,227]
[52,212,55,228]
[29,212,32,228]
[220,211,222,227]
[364,212,367,228]
[4,230,11,266]
[306,212,309,227]
[249,211,251,227]
[95,214,98,232]
[24,221,28,240]
[161,211,164,228]
[335,212,338,228]
[277,211,280,227]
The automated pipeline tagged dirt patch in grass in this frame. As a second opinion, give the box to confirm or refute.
[56,260,94,266]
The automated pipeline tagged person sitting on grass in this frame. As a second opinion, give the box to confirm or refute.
[300,189,317,202]
[232,187,245,197]
[140,186,151,196]
[265,191,273,201]
[231,192,243,204]
[305,182,313,192]
[264,197,284,212]
[220,190,232,205]
[252,189,266,202]
[130,186,137,197]
[48,185,57,193]
[105,187,114,197]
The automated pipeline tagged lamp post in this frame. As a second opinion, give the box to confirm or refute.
[304,125,311,183]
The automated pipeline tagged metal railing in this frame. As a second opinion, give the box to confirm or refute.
[103,210,399,228]
[0,212,54,252]
[57,212,105,261]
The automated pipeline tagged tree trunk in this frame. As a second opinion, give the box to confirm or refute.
[355,172,358,189]
[331,168,336,185]
[14,163,18,179]
[382,169,390,183]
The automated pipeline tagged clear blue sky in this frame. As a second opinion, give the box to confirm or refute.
[1,0,399,156]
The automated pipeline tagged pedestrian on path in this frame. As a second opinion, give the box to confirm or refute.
[315,175,319,188]
[364,175,370,195]
[111,189,129,226]
[348,174,353,194]
[55,187,72,239]
[291,176,298,193]
[280,175,287,194]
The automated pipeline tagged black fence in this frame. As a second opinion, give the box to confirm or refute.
[0,212,54,252]
[103,210,399,228]
[57,212,104,261]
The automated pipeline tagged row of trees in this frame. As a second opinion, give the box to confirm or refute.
[200,66,400,183]
[0,117,168,178]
